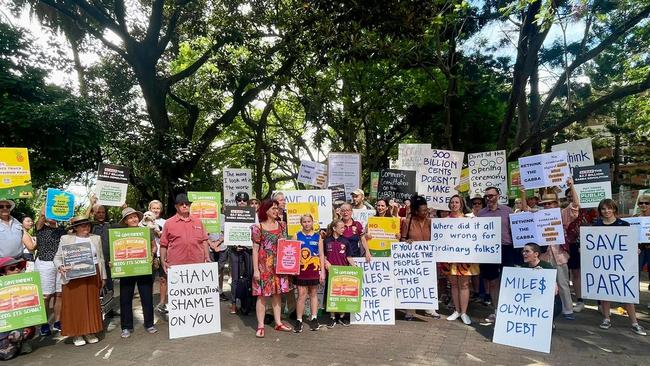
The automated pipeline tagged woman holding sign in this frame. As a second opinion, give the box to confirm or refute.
[442,195,479,325]
[116,208,157,338]
[594,199,646,336]
[252,199,293,337]
[53,216,106,346]
[400,195,440,320]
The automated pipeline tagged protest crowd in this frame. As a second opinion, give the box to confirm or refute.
[1,144,650,360]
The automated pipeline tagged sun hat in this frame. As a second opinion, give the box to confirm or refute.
[120,207,144,224]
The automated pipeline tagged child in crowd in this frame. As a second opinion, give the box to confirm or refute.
[292,214,323,332]
[0,257,35,360]
[319,219,355,328]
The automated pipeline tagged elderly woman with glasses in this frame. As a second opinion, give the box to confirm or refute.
[54,216,107,346]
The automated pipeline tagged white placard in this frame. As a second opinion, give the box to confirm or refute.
[430,217,501,263]
[327,153,361,201]
[280,190,333,228]
[391,242,438,310]
[551,138,594,168]
[352,209,375,228]
[518,151,570,190]
[580,226,639,303]
[223,168,253,206]
[398,143,430,171]
[417,149,464,210]
[223,222,253,247]
[493,267,557,354]
[621,217,650,243]
[468,150,508,204]
[168,263,221,339]
[297,160,327,188]
[509,208,565,248]
[352,258,395,325]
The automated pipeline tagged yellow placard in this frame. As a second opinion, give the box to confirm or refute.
[367,216,400,257]
[0,147,32,199]
[459,167,469,193]
[287,202,319,237]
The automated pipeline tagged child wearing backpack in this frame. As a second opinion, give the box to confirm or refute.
[319,219,355,328]
[292,214,323,333]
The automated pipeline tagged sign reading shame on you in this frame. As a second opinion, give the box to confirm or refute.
[168,262,221,339]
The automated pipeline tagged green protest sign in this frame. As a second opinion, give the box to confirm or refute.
[326,265,363,313]
[188,191,221,233]
[0,272,47,332]
[507,161,533,200]
[109,227,152,278]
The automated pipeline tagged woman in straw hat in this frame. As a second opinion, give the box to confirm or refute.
[53,216,106,346]
[116,207,157,338]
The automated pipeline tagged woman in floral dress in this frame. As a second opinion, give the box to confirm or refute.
[252,199,292,337]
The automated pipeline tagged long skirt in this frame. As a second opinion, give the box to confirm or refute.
[61,265,103,337]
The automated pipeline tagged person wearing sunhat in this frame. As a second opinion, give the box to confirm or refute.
[0,199,36,259]
[53,216,106,346]
[467,194,484,217]
[0,257,35,359]
[525,192,543,212]
[160,193,210,273]
[521,178,579,321]
[116,207,157,338]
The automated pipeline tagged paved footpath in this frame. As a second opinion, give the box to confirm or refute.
[15,280,650,366]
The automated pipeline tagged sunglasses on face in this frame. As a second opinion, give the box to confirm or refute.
[236,199,248,203]
[178,202,190,207]
[472,201,482,206]
[484,194,497,199]
[0,205,11,209]
[639,202,650,206]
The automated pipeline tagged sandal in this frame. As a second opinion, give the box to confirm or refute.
[274,323,292,332]
[255,327,265,338]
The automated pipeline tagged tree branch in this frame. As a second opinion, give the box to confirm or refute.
[536,4,650,127]
[168,92,199,139]
[509,72,650,159]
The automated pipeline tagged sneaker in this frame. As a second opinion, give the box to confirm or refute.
[326,317,336,329]
[460,313,472,325]
[308,318,321,331]
[52,321,61,332]
[447,311,460,321]
[632,324,647,336]
[229,303,237,314]
[85,334,99,344]
[573,302,585,313]
[425,310,441,319]
[599,319,611,329]
[73,336,86,346]
[145,327,158,334]
[156,303,168,314]
[40,324,52,336]
[563,313,576,320]
[404,314,415,321]
[121,329,131,338]
[484,313,496,323]
[294,320,304,333]
[338,316,350,327]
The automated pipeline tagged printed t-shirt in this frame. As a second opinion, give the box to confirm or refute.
[296,231,320,281]
[324,236,352,266]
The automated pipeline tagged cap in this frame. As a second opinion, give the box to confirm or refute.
[235,192,250,202]
[174,193,191,205]
[351,189,365,197]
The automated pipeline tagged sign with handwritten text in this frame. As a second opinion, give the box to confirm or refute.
[493,267,557,353]
[430,218,501,263]
[580,226,638,303]
[621,217,650,244]
[417,149,464,210]
[351,258,395,325]
[223,168,252,206]
[392,242,438,310]
[168,263,221,339]
[280,190,333,228]
[468,150,508,204]
[510,208,565,248]
[518,151,570,190]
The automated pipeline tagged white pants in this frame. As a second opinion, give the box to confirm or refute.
[35,259,62,295]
